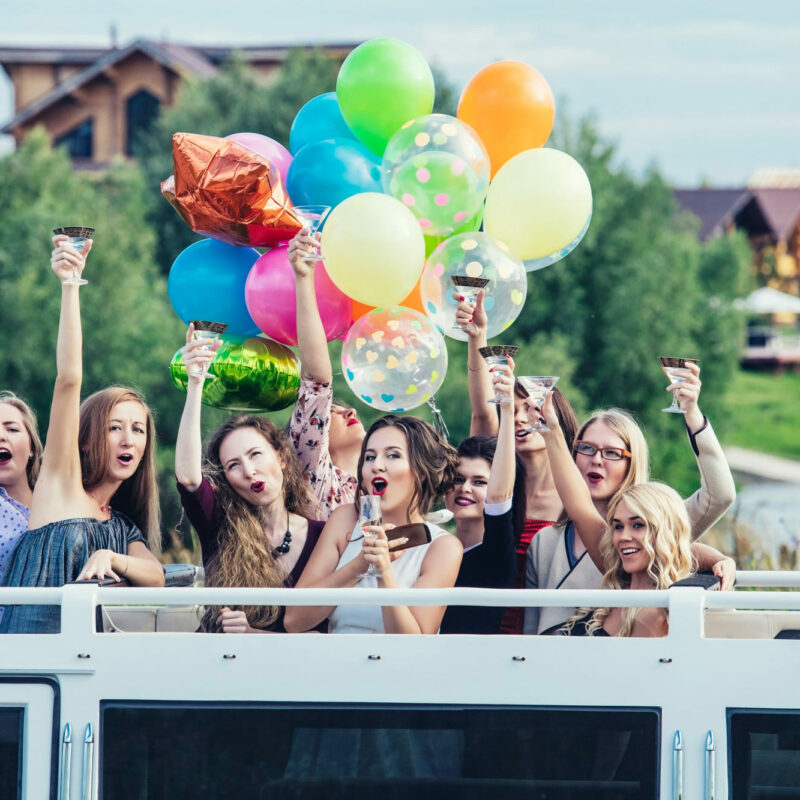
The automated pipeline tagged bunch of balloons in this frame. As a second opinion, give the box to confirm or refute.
[163,37,594,413]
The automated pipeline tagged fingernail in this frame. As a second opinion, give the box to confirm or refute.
[458,295,465,301]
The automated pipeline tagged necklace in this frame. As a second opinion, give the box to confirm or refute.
[90,492,112,515]
[272,512,292,557]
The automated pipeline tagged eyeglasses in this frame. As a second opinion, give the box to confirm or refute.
[573,440,632,462]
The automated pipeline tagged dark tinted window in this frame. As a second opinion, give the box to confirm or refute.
[54,118,93,159]
[102,703,659,799]
[0,708,22,800]
[125,90,160,156]
[730,709,800,799]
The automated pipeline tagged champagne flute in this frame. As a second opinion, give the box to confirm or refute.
[450,275,489,330]
[479,345,519,404]
[357,494,382,579]
[517,376,560,432]
[658,356,699,414]
[53,226,94,286]
[190,321,228,381]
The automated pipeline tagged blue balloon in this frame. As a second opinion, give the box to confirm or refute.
[289,92,356,155]
[168,239,261,336]
[286,138,382,209]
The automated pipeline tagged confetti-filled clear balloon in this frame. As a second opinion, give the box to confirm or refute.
[341,306,448,411]
[382,114,490,237]
[420,233,528,342]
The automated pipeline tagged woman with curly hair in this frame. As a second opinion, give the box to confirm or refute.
[284,415,463,635]
[175,326,323,634]
[560,482,694,637]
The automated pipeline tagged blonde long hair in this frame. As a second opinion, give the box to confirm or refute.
[0,392,42,490]
[563,482,693,637]
[556,408,650,526]
[79,387,161,553]
[204,415,317,630]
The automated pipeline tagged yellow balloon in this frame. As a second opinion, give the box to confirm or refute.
[484,148,592,261]
[321,192,425,306]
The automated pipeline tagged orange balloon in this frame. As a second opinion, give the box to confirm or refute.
[348,279,425,323]
[457,61,555,177]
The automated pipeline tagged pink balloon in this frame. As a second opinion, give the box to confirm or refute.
[245,247,353,345]
[226,132,293,185]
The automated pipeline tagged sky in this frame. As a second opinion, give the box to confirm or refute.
[1,0,798,186]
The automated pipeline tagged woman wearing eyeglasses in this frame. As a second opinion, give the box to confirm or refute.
[523,361,736,635]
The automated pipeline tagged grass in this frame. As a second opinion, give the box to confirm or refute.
[723,370,800,460]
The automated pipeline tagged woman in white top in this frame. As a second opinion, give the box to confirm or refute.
[284,415,463,634]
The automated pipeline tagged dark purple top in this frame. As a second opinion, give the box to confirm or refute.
[177,477,325,631]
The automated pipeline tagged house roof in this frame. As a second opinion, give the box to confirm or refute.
[750,189,800,243]
[1,38,218,134]
[673,188,751,240]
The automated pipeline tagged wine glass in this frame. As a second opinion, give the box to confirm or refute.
[292,205,331,263]
[190,321,228,381]
[658,356,699,414]
[53,226,94,286]
[450,275,489,329]
[517,376,560,432]
[357,494,382,580]
[479,345,519,404]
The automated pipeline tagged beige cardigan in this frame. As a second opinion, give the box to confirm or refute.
[523,417,736,635]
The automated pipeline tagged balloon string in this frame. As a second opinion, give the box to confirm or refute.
[427,396,450,442]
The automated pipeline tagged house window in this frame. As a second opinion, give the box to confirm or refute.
[125,89,160,156]
[54,118,93,159]
[0,707,22,800]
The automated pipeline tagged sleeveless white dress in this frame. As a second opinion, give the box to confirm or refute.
[328,522,446,634]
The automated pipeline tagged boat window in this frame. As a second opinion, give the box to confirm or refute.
[101,703,660,799]
[729,709,800,799]
[0,708,23,800]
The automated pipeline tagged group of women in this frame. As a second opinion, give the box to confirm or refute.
[0,230,737,637]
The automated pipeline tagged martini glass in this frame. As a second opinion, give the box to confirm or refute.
[53,226,95,286]
[292,205,331,263]
[450,275,489,330]
[517,376,560,432]
[357,494,382,580]
[658,357,699,414]
[190,321,228,381]
[479,345,519,404]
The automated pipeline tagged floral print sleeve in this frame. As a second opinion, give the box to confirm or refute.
[289,378,358,518]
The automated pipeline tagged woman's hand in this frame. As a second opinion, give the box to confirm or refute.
[76,549,121,582]
[51,234,92,283]
[360,523,409,576]
[490,355,516,406]
[667,361,701,412]
[453,289,487,338]
[181,324,222,384]
[217,607,258,634]
[711,557,736,591]
[533,388,560,433]
[287,228,320,278]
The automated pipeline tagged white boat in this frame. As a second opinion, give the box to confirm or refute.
[2,571,800,799]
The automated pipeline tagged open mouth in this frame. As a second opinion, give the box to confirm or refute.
[586,472,604,484]
[371,477,388,496]
[515,428,533,440]
[251,481,265,493]
[620,547,641,557]
[117,453,134,465]
[0,449,11,465]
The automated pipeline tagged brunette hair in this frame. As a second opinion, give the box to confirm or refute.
[563,482,693,637]
[79,387,161,553]
[204,415,318,630]
[0,391,43,490]
[457,435,526,542]
[357,415,459,522]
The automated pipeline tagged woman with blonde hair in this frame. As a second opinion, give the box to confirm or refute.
[560,482,694,637]
[176,328,324,633]
[1,235,164,634]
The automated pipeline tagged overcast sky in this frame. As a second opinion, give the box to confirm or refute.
[2,0,798,186]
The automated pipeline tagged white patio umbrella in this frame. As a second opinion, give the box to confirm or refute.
[734,287,800,314]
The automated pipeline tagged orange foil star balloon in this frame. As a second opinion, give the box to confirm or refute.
[163,132,302,247]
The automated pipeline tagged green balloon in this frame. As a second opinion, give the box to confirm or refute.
[337,38,435,156]
[170,333,300,412]
[424,205,484,257]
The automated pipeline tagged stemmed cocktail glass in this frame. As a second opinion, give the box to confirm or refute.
[451,275,489,330]
[292,205,331,263]
[479,345,519,404]
[658,357,699,414]
[53,226,95,286]
[190,320,228,381]
[357,494,382,580]
[517,375,560,432]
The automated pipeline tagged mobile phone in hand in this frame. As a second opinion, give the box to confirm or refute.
[386,523,432,552]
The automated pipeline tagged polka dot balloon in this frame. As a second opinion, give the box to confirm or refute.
[420,232,528,342]
[382,114,490,237]
[341,306,448,412]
